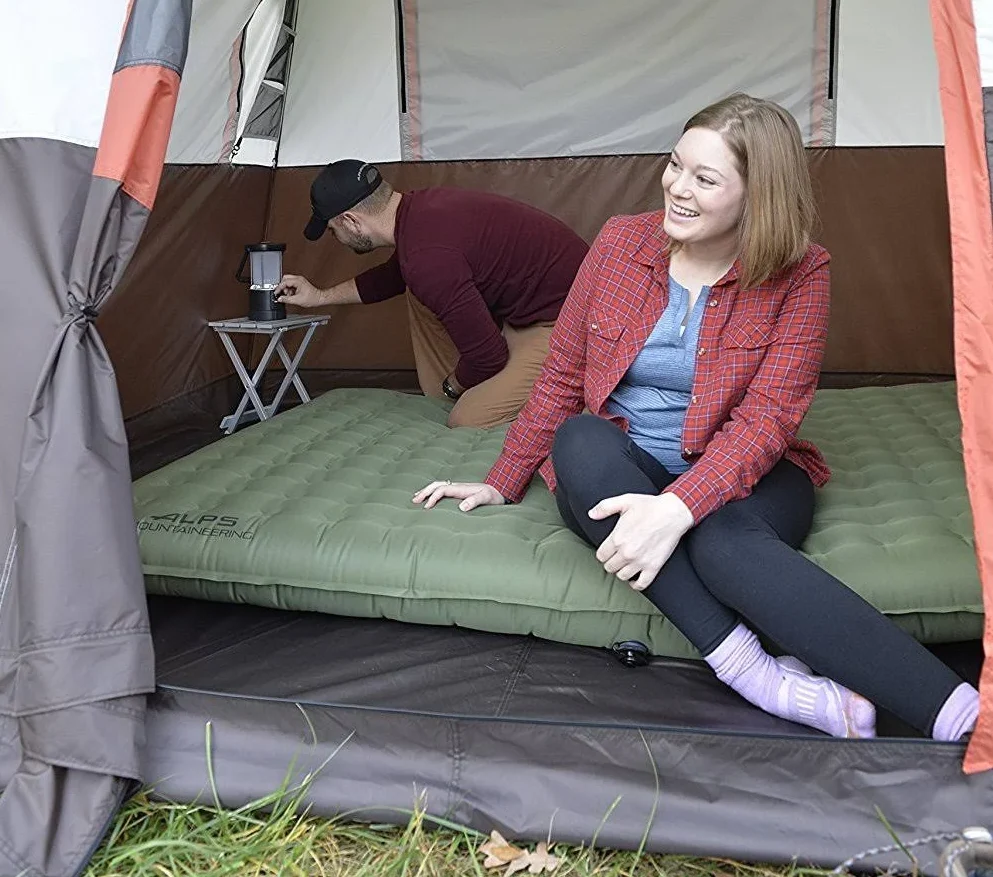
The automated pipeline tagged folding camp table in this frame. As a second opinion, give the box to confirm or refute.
[208,314,330,434]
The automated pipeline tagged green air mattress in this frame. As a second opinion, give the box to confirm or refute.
[133,381,981,659]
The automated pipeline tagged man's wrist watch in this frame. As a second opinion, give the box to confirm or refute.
[442,375,462,401]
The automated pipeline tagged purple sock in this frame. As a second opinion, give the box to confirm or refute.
[704,623,876,739]
[932,683,979,742]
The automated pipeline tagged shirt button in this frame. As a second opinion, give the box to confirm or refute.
[709,300,718,307]
[697,347,706,355]
[591,322,598,331]
[684,447,693,455]
[691,395,698,403]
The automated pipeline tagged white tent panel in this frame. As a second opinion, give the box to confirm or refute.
[165,0,261,164]
[408,0,826,160]
[975,1,993,87]
[235,0,286,143]
[0,0,128,146]
[277,0,401,167]
[232,136,278,166]
[834,0,943,146]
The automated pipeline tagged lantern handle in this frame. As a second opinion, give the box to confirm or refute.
[235,246,251,284]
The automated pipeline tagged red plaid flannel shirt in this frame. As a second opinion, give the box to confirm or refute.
[484,211,832,521]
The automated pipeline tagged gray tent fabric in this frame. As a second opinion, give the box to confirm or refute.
[401,0,832,160]
[0,2,191,874]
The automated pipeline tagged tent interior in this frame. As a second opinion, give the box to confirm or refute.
[26,0,993,871]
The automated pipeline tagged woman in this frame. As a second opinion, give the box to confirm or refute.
[412,93,978,741]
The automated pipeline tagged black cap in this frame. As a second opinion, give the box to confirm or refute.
[303,159,384,241]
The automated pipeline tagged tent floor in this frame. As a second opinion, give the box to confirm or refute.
[143,595,989,874]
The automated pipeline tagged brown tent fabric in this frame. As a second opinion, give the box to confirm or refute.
[105,148,954,424]
[265,148,953,377]
[0,2,192,873]
[102,164,273,420]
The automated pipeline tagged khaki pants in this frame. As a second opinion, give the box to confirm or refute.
[406,292,554,428]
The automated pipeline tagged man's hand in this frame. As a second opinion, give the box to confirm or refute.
[442,371,465,400]
[275,274,325,307]
[413,481,506,512]
[589,492,694,590]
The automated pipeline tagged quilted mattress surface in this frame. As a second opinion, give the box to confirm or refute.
[133,381,981,659]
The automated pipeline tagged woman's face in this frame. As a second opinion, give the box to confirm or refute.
[661,126,746,250]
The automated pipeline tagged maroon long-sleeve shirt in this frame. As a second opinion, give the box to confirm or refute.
[354,188,589,389]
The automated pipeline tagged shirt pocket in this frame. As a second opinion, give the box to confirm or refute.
[586,312,626,369]
[720,318,778,350]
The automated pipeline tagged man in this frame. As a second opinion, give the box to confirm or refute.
[275,159,589,428]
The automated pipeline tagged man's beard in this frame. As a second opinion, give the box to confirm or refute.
[348,233,375,254]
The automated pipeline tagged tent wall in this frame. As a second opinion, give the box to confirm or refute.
[234,0,287,146]
[105,146,954,426]
[272,0,944,165]
[277,0,402,166]
[398,0,830,161]
[2,1,193,872]
[266,148,953,376]
[835,0,944,145]
[165,0,262,164]
[105,0,956,423]
[101,165,271,419]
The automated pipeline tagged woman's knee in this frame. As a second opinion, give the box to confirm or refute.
[686,503,769,573]
[551,414,617,480]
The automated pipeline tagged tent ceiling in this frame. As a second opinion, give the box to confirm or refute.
[164,0,949,168]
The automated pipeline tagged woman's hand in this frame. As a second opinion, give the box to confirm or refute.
[413,481,506,512]
[588,492,694,589]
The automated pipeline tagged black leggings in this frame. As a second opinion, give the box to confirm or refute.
[552,414,964,736]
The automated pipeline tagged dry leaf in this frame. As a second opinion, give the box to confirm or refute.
[480,830,524,868]
[480,832,561,876]
[526,841,561,874]
[505,854,531,877]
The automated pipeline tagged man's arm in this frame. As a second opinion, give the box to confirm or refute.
[353,253,407,303]
[277,253,408,309]
[275,275,362,307]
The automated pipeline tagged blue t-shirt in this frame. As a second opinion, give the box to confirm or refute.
[606,277,709,474]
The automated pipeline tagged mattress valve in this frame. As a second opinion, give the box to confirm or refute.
[611,640,651,668]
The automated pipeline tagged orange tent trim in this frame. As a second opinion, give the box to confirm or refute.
[93,64,181,210]
[929,0,993,773]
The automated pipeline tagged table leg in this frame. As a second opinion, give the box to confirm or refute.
[218,331,282,433]
[270,322,320,412]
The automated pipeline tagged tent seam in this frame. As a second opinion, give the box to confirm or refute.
[20,745,142,781]
[0,832,36,877]
[7,686,154,719]
[0,626,151,654]
[493,641,534,719]
[447,719,463,816]
[0,532,16,616]
[115,58,181,76]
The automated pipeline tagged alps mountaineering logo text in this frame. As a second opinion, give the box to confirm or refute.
[138,513,256,541]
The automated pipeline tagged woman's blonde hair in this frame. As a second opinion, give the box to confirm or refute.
[675,92,816,289]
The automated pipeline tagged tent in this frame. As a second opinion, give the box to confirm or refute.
[3,0,993,873]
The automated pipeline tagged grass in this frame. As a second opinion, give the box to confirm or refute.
[84,789,835,877]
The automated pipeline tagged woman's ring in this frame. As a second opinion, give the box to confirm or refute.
[446,479,452,485]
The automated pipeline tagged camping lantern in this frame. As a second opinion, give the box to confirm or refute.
[236,242,287,321]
